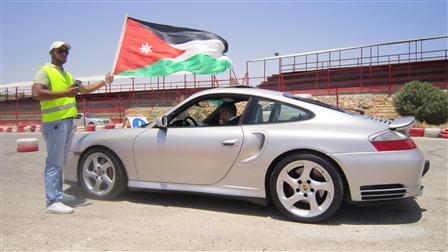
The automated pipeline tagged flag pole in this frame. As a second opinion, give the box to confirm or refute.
[111,13,129,75]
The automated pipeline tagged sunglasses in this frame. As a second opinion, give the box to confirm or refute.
[55,48,69,55]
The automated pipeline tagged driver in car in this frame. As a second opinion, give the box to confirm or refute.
[218,102,237,125]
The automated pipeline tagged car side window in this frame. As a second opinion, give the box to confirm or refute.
[169,97,249,127]
[246,99,312,124]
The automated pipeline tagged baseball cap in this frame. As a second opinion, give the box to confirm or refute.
[49,41,71,52]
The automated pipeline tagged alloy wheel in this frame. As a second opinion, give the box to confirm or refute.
[276,160,335,219]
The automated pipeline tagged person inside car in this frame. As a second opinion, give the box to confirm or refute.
[218,102,237,125]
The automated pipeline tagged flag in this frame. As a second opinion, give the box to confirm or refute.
[112,16,231,76]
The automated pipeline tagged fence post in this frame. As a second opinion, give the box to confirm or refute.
[360,65,363,89]
[118,96,122,123]
[15,87,19,125]
[245,62,249,85]
[388,64,392,96]
[131,77,135,93]
[193,74,196,88]
[336,88,339,108]
[278,74,282,91]
[264,60,266,83]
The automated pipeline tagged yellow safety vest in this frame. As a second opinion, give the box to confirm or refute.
[39,65,77,122]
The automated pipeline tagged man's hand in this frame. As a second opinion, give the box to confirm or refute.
[63,86,79,97]
[32,83,78,101]
[105,73,114,84]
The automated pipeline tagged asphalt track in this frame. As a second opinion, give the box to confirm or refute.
[1,133,447,250]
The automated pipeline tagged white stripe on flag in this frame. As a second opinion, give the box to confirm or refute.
[169,39,228,62]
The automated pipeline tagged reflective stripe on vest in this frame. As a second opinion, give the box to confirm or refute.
[41,102,76,114]
[39,65,77,122]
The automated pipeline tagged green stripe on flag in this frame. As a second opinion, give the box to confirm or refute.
[116,54,231,76]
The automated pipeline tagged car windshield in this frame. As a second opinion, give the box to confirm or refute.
[283,93,355,115]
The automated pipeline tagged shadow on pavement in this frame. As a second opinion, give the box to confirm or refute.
[64,184,91,208]
[65,184,424,225]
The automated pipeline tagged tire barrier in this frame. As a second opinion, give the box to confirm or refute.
[17,138,39,152]
[424,128,442,138]
[439,129,448,139]
[86,125,96,131]
[17,125,25,133]
[105,124,115,129]
[409,128,424,137]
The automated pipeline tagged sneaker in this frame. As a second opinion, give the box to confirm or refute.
[62,194,77,203]
[47,202,74,214]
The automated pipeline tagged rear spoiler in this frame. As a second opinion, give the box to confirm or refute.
[389,116,416,130]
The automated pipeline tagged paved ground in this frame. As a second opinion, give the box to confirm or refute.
[1,133,447,251]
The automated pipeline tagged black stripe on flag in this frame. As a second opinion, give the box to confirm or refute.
[129,17,229,53]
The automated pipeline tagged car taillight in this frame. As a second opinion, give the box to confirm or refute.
[370,130,417,151]
[371,139,416,151]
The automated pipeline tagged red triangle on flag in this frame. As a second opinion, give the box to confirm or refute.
[114,18,185,74]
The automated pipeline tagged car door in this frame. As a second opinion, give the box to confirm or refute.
[133,95,248,185]
[133,126,243,185]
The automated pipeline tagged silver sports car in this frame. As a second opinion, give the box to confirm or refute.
[65,87,429,223]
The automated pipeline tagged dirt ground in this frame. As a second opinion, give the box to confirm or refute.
[1,133,447,251]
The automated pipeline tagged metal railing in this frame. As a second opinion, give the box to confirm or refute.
[244,36,448,88]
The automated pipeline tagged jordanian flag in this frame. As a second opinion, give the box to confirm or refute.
[113,16,231,76]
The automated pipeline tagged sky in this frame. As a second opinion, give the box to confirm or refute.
[0,0,447,85]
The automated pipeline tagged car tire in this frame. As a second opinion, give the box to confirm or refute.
[270,153,343,223]
[78,147,127,199]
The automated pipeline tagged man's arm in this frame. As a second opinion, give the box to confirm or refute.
[32,69,78,101]
[32,83,78,101]
[79,73,114,94]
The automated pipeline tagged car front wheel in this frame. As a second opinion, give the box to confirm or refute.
[79,147,127,199]
[270,153,343,223]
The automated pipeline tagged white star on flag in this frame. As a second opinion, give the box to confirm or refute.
[139,42,152,54]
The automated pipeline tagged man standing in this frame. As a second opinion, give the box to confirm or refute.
[32,41,114,214]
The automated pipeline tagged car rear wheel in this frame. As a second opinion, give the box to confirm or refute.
[79,147,126,199]
[270,153,343,223]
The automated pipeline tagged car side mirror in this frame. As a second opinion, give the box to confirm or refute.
[155,115,168,128]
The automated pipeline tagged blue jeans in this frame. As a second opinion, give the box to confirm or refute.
[42,119,75,206]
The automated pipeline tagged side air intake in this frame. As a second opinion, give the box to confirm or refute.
[360,184,406,201]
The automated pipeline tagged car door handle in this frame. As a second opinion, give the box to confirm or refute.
[221,139,239,146]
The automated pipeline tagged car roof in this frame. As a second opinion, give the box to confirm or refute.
[191,87,288,101]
